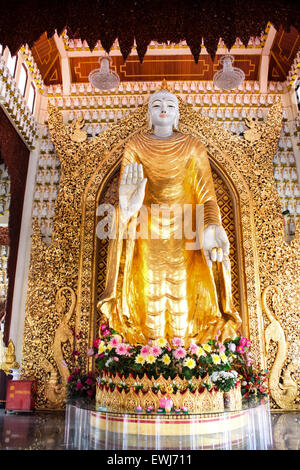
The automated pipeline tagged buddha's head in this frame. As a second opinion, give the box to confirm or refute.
[147,89,179,132]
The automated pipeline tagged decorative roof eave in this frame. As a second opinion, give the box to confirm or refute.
[0,0,299,63]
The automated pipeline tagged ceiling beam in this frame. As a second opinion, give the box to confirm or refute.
[259,24,277,93]
[54,32,71,95]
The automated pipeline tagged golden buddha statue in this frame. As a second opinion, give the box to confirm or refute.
[97,84,242,346]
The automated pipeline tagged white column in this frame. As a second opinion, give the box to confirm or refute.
[259,25,277,93]
[54,32,71,96]
[259,55,269,94]
[3,46,10,63]
[8,142,40,363]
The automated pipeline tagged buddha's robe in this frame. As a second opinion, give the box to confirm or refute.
[98,132,241,345]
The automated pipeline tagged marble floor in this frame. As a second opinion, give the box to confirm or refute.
[0,407,299,451]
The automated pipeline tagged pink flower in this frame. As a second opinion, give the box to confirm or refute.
[116,343,130,356]
[102,329,111,337]
[239,337,248,347]
[236,345,245,354]
[141,345,151,357]
[87,389,94,396]
[109,336,121,348]
[124,345,132,356]
[189,343,199,355]
[159,397,167,408]
[100,323,108,332]
[217,342,226,353]
[173,347,187,359]
[76,381,83,390]
[113,356,119,362]
[172,337,184,347]
[85,378,94,385]
[86,347,94,357]
[151,345,162,357]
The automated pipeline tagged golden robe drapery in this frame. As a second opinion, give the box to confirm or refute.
[97,132,241,345]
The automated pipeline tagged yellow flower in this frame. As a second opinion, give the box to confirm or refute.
[197,347,205,357]
[106,344,113,351]
[162,354,171,365]
[166,385,173,394]
[184,358,196,369]
[146,354,156,364]
[220,353,228,363]
[98,341,106,355]
[212,354,221,365]
[155,338,168,348]
[135,354,145,365]
[203,344,211,353]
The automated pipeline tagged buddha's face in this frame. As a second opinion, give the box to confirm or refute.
[148,91,179,130]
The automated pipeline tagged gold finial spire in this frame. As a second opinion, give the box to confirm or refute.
[157,78,173,92]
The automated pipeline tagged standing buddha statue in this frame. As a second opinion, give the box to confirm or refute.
[98,83,241,346]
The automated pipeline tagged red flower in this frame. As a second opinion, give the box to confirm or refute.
[85,378,94,385]
[93,338,101,348]
[76,381,83,390]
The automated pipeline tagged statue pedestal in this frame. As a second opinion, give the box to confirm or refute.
[64,398,273,450]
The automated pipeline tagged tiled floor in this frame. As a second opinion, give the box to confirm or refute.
[0,407,299,450]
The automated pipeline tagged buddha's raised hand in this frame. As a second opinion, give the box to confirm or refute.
[203,224,230,269]
[119,162,147,221]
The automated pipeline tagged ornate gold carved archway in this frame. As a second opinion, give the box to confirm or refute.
[21,98,300,410]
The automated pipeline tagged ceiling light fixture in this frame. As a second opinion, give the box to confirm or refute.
[213,55,245,91]
[88,56,120,91]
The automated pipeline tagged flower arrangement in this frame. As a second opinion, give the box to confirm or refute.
[88,324,269,400]
[224,336,269,398]
[210,370,239,392]
[67,368,96,400]
[91,324,235,381]
[223,336,269,398]
[66,328,96,401]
